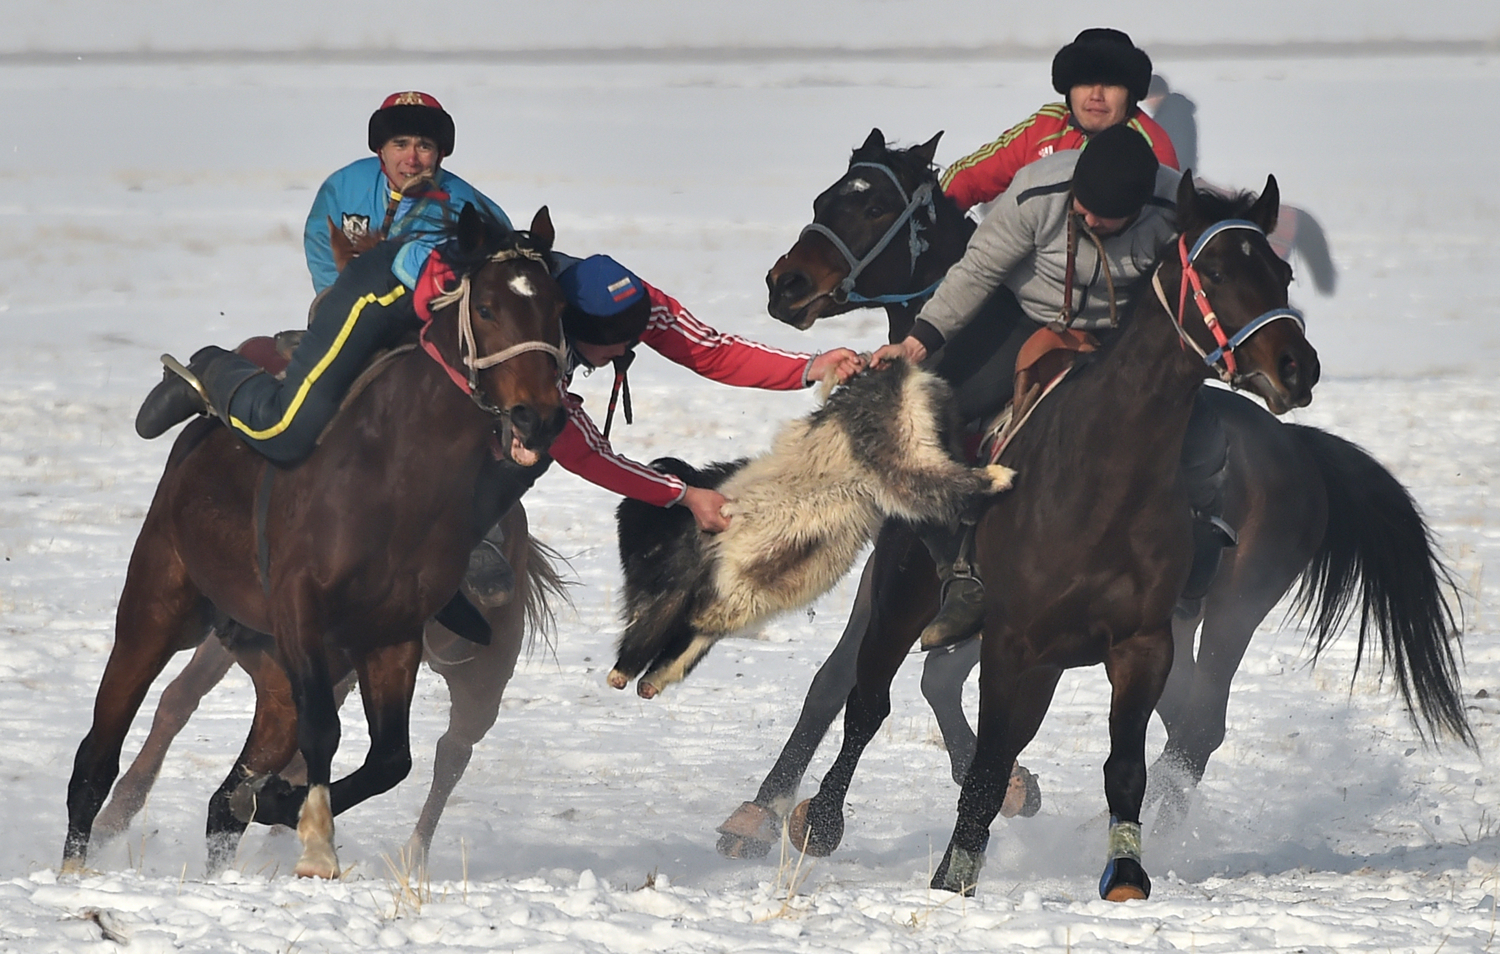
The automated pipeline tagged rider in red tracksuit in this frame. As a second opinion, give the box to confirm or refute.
[550,254,865,532]
[940,28,1179,216]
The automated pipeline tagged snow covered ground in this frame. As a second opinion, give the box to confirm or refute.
[3,5,1500,952]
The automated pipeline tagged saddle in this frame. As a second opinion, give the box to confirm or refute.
[976,325,1098,464]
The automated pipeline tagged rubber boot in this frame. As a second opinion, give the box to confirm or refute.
[464,521,515,607]
[918,522,985,651]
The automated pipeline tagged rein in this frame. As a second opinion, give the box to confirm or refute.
[421,246,567,417]
[799,160,940,306]
[1152,218,1304,384]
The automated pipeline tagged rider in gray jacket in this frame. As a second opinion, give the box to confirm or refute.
[875,125,1229,650]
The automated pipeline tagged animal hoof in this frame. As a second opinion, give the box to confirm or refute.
[293,849,340,879]
[984,464,1016,491]
[716,801,780,859]
[786,798,841,857]
[606,669,629,690]
[931,845,985,896]
[716,832,773,859]
[1000,763,1042,818]
[1099,855,1151,902]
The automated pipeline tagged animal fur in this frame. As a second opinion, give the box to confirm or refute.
[611,359,1014,698]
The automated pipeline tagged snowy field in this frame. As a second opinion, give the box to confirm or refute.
[3,4,1500,952]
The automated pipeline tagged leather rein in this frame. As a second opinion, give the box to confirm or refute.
[799,160,942,306]
[420,246,567,418]
[1152,218,1305,384]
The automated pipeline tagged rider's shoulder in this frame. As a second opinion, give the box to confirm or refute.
[1009,149,1081,204]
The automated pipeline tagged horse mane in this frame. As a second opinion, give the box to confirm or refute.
[1173,184,1259,235]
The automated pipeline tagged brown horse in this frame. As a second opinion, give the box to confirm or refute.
[62,206,568,879]
[85,501,568,869]
[783,176,1338,900]
[716,132,1469,861]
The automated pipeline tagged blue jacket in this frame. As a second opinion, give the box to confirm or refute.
[302,156,511,293]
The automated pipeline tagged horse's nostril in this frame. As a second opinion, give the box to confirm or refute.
[772,271,812,305]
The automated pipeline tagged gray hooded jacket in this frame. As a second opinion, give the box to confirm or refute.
[911,149,1183,351]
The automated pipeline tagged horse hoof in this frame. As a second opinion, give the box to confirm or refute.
[931,845,985,896]
[606,669,629,690]
[786,798,841,857]
[716,832,773,859]
[1099,856,1151,902]
[1001,763,1042,818]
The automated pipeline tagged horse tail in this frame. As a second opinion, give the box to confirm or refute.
[1289,207,1337,296]
[521,535,573,656]
[1288,424,1472,745]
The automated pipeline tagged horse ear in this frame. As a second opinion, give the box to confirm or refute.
[529,206,555,249]
[456,202,485,255]
[1249,174,1281,235]
[856,127,886,158]
[1174,169,1199,229]
[911,131,944,167]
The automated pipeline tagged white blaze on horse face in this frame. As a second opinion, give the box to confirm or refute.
[508,274,536,297]
[840,178,872,195]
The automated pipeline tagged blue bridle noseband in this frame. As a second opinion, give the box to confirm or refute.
[798,161,942,306]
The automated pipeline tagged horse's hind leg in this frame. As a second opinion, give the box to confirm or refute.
[717,553,876,859]
[203,643,302,875]
[409,574,527,866]
[63,531,211,874]
[93,635,236,846]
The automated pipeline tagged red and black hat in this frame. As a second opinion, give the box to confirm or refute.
[368,91,455,157]
[1051,28,1154,105]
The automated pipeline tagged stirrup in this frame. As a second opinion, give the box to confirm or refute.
[161,353,212,407]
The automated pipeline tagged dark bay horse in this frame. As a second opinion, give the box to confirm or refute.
[85,501,568,869]
[785,174,1339,899]
[715,131,1468,859]
[63,206,568,879]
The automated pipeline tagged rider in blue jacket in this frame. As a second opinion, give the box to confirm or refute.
[136,91,511,466]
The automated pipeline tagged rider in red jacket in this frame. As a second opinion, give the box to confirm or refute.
[940,28,1179,215]
[551,254,865,531]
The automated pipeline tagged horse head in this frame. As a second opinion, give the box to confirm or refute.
[767,128,955,332]
[1164,173,1321,413]
[426,204,568,465]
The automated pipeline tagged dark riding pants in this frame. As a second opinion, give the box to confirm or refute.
[204,241,419,467]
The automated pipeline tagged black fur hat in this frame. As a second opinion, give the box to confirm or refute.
[1051,28,1153,105]
[368,91,455,157]
[1072,124,1159,219]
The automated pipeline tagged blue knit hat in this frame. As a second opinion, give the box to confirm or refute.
[559,255,651,345]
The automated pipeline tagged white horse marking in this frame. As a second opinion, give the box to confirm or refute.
[508,275,536,297]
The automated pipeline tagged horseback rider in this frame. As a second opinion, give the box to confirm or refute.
[549,253,866,532]
[875,125,1233,649]
[940,28,1178,215]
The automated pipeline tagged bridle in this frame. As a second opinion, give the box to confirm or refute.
[799,160,941,306]
[421,245,567,418]
[1153,218,1305,384]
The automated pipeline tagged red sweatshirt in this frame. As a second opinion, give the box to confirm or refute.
[940,103,1179,214]
[549,283,816,507]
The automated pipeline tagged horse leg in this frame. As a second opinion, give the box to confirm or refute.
[919,638,981,785]
[716,553,876,859]
[203,643,302,875]
[63,530,211,874]
[932,662,1061,895]
[92,634,235,845]
[409,594,524,866]
[788,527,931,857]
[1097,626,1174,902]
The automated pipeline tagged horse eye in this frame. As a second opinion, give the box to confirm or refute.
[1203,268,1225,284]
[865,205,887,219]
[477,305,496,321]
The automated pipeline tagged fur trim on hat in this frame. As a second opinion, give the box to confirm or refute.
[1051,28,1153,104]
[368,91,455,156]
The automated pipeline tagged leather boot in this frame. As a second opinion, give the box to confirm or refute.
[1174,392,1235,619]
[918,522,985,651]
[135,349,218,438]
[1175,514,1237,619]
[465,521,515,607]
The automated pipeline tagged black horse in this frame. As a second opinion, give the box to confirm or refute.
[714,131,1469,861]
